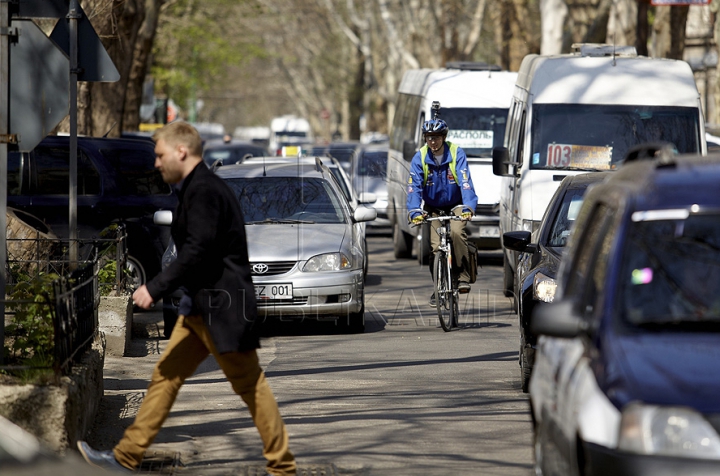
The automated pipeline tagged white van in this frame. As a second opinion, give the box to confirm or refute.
[269,115,312,155]
[493,44,706,296]
[386,63,518,261]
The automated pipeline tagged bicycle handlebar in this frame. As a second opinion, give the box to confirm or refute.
[407,205,472,225]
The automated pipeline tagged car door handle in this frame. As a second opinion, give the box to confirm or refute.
[509,185,514,191]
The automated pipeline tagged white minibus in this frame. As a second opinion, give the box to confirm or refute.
[386,62,518,262]
[493,44,706,296]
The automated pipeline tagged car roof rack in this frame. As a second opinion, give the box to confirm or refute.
[445,61,502,71]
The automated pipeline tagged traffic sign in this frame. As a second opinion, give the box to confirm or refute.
[49,2,120,82]
[10,20,69,152]
[15,0,68,18]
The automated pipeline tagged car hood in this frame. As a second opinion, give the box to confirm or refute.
[246,223,348,261]
[601,331,720,413]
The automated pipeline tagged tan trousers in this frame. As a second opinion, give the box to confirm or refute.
[114,314,296,476]
[428,209,472,283]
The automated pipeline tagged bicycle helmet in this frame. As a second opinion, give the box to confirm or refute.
[422,119,448,136]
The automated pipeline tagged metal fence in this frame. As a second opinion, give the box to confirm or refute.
[52,254,99,374]
[2,225,129,375]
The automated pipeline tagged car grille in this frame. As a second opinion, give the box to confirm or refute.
[250,261,296,276]
[257,296,308,306]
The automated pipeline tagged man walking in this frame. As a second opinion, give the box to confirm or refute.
[77,122,296,476]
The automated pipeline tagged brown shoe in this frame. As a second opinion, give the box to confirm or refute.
[458,281,471,293]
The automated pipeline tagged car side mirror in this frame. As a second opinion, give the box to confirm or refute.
[353,206,377,223]
[403,139,417,161]
[493,146,512,177]
[503,230,538,254]
[357,192,377,204]
[530,299,589,338]
[154,210,173,226]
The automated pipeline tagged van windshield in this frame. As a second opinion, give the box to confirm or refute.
[441,108,508,158]
[530,104,700,170]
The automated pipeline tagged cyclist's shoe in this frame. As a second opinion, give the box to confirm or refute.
[458,281,471,293]
[428,293,436,306]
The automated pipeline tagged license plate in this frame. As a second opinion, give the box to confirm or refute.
[254,283,293,300]
[479,226,500,238]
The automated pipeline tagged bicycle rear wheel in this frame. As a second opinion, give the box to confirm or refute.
[433,251,455,331]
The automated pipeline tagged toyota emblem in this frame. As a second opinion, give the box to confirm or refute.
[252,263,269,274]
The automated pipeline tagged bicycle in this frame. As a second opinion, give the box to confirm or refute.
[408,205,470,332]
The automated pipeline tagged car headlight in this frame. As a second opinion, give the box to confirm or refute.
[303,253,351,272]
[618,403,720,459]
[533,272,557,302]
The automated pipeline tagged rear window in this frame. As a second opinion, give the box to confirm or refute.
[225,176,347,224]
[33,147,101,195]
[100,148,170,195]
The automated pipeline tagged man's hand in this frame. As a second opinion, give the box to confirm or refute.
[461,211,473,221]
[411,214,425,225]
[132,285,155,310]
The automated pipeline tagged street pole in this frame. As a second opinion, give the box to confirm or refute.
[0,0,9,365]
[69,0,79,266]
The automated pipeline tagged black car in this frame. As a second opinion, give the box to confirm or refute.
[8,135,177,286]
[502,172,612,392]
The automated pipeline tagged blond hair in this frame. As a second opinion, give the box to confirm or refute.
[153,122,203,157]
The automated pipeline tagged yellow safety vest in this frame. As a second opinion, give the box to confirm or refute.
[421,141,459,185]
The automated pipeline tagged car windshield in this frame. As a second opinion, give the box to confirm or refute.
[225,177,346,224]
[204,146,264,166]
[620,213,720,329]
[546,188,585,247]
[441,107,508,158]
[358,151,387,178]
[530,104,700,170]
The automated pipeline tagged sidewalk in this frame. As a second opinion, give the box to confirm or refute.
[84,311,327,476]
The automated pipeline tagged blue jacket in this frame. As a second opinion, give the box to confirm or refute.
[406,142,478,216]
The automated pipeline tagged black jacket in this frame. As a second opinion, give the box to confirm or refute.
[146,163,259,353]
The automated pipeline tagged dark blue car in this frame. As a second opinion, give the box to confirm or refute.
[502,172,612,392]
[529,153,720,475]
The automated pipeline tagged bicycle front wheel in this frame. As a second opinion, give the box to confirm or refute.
[433,251,455,331]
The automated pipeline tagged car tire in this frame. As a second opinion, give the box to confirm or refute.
[503,253,515,298]
[125,254,147,289]
[521,343,532,394]
[393,220,412,259]
[416,223,431,266]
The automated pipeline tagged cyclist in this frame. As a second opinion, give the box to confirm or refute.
[407,118,478,305]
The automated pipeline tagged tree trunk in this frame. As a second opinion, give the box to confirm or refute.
[123,0,164,132]
[668,5,689,59]
[636,0,649,56]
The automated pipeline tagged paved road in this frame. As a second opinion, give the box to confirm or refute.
[88,236,533,476]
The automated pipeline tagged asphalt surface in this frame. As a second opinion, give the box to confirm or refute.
[85,235,533,475]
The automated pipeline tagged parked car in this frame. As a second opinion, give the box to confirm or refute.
[502,172,612,392]
[160,159,376,334]
[351,144,390,232]
[203,138,267,167]
[7,135,177,287]
[529,153,720,475]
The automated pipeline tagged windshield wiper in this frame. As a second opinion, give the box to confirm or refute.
[247,218,315,225]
